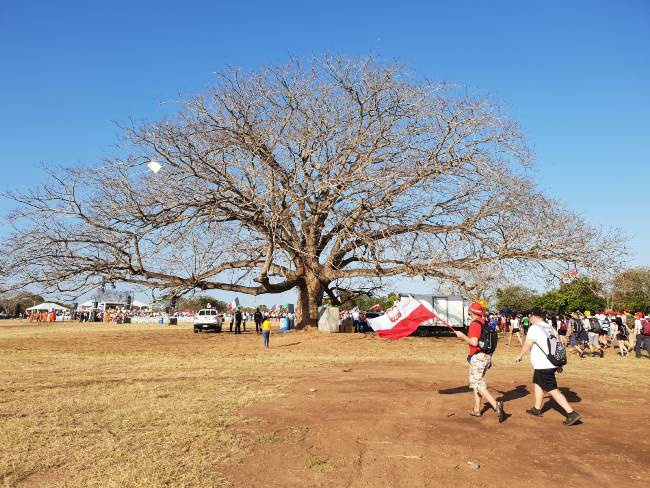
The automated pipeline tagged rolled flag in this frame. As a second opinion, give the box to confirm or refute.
[367,296,435,340]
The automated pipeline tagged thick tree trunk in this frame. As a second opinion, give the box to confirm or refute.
[294,274,325,329]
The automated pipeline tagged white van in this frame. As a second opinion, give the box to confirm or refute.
[193,309,222,333]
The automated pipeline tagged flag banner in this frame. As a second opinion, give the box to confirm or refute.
[227,297,240,311]
[367,297,435,340]
[370,304,382,312]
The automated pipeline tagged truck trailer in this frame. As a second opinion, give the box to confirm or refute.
[398,294,470,336]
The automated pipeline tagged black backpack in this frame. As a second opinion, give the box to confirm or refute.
[478,320,498,354]
[589,318,601,333]
[571,318,583,333]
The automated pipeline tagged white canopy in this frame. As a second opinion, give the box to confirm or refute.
[26,302,69,312]
[78,300,94,310]
[77,300,149,310]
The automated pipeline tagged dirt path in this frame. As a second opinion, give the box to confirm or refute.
[2,323,648,487]
[226,361,649,488]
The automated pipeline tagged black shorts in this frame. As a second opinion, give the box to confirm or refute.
[533,368,558,392]
[598,330,608,336]
[558,329,567,336]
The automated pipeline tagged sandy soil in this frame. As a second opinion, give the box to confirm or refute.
[226,360,649,488]
[1,321,649,487]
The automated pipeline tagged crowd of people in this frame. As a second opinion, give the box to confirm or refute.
[20,301,650,361]
[484,310,650,359]
[77,309,197,324]
[26,310,63,322]
[452,305,650,426]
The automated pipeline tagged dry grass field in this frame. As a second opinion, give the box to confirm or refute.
[1,320,649,487]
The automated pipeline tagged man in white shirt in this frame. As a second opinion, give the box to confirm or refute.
[636,313,650,359]
[515,307,581,426]
[352,308,361,333]
[632,312,643,351]
[508,315,523,347]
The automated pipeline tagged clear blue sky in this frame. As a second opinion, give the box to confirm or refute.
[1,0,648,305]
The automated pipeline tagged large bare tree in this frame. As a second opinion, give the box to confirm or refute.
[1,56,624,327]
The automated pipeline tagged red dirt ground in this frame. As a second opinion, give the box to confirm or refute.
[3,323,648,487]
[225,360,649,488]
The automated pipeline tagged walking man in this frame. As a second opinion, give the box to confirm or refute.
[254,308,263,335]
[521,313,530,335]
[636,314,650,358]
[515,307,581,426]
[508,314,523,347]
[352,308,361,333]
[453,302,506,422]
[568,313,586,358]
[234,308,243,334]
[631,312,643,351]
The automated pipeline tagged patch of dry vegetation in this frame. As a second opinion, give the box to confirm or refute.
[1,321,647,487]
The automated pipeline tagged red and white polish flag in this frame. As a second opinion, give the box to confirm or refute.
[367,297,435,340]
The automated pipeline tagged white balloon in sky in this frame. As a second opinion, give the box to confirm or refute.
[147,160,162,174]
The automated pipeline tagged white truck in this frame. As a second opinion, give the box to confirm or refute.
[193,309,223,333]
[399,294,470,336]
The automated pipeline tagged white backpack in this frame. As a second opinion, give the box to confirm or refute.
[535,325,567,367]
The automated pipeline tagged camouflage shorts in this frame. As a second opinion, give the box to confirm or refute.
[468,353,492,392]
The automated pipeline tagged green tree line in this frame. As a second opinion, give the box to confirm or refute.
[496,267,650,314]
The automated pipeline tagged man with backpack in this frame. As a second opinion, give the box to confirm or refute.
[635,314,650,359]
[585,316,604,357]
[453,302,506,422]
[234,308,243,334]
[254,308,263,335]
[515,307,581,426]
[568,313,587,358]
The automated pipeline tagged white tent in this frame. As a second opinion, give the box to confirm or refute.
[78,300,98,310]
[132,300,149,309]
[26,302,69,312]
[77,300,149,310]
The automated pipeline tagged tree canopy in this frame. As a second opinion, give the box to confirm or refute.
[534,278,606,314]
[0,56,623,327]
[325,292,399,311]
[495,285,538,312]
[177,295,227,313]
[611,267,650,313]
[0,292,45,316]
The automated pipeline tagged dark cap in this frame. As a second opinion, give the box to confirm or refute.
[525,307,545,318]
